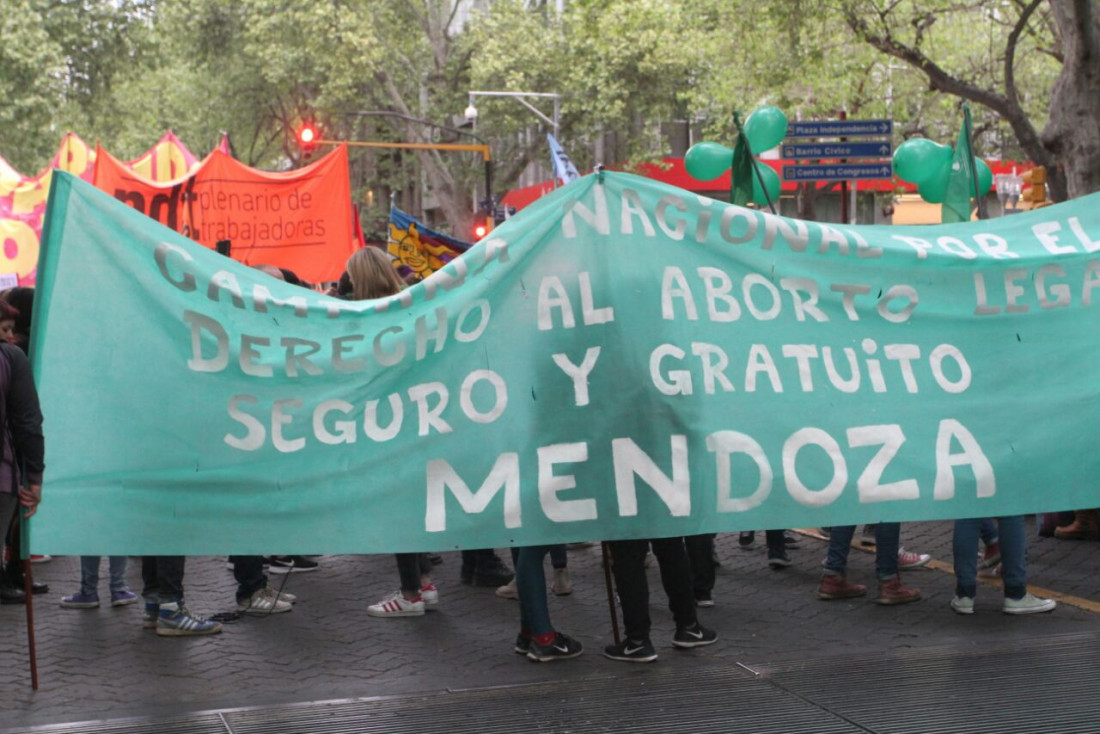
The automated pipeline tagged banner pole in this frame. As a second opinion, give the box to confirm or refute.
[21,511,39,690]
[600,542,620,646]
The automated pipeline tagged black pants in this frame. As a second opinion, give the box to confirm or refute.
[141,556,185,604]
[229,556,268,602]
[684,533,715,597]
[608,537,697,641]
[395,553,433,593]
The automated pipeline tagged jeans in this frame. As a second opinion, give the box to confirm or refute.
[824,523,901,580]
[229,556,268,602]
[140,556,185,605]
[953,516,1027,599]
[684,534,715,596]
[509,545,567,571]
[979,518,999,546]
[608,537,697,641]
[515,545,553,636]
[395,553,433,593]
[80,556,129,595]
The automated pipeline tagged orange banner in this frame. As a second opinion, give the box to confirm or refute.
[93,145,357,283]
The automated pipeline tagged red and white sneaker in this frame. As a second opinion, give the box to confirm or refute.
[420,583,439,605]
[897,548,931,569]
[366,591,425,618]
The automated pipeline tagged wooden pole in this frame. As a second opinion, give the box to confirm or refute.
[600,542,620,645]
[21,512,39,690]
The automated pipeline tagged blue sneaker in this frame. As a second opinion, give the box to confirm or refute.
[156,602,222,637]
[60,591,100,609]
[143,602,159,629]
[111,590,138,607]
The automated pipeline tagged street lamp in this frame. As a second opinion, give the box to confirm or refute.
[464,90,560,141]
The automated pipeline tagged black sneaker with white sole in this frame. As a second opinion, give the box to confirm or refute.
[514,633,531,655]
[527,632,583,662]
[603,637,658,663]
[267,556,319,574]
[672,623,718,648]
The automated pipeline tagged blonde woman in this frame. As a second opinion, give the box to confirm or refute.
[348,247,440,617]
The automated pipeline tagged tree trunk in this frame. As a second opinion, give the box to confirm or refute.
[1042,0,1100,200]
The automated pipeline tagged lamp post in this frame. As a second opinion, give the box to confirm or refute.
[464,90,560,141]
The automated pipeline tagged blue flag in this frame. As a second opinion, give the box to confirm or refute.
[547,133,580,184]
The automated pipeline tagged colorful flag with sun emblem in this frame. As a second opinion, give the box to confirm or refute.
[387,205,472,281]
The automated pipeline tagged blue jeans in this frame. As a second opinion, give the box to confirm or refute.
[824,523,901,580]
[953,516,1027,600]
[515,545,553,636]
[80,556,129,595]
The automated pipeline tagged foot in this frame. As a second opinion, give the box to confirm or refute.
[817,574,867,600]
[950,596,975,615]
[876,576,921,605]
[1003,593,1057,615]
[672,622,718,649]
[495,579,518,600]
[420,582,439,605]
[61,591,101,609]
[366,591,425,618]
[142,602,159,629]
[738,531,756,549]
[156,603,223,636]
[604,637,658,663]
[514,633,531,655]
[551,568,572,596]
[237,587,293,616]
[263,585,297,604]
[110,590,139,607]
[527,631,583,662]
[897,547,931,569]
[267,555,319,574]
[472,555,514,587]
[694,590,715,608]
[768,550,792,569]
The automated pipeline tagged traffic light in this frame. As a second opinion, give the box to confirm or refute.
[297,122,318,160]
[473,219,491,239]
[1021,166,1050,208]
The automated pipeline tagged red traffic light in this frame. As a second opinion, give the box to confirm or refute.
[298,124,317,145]
[473,221,489,239]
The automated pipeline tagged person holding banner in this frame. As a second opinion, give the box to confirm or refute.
[343,247,442,618]
[818,523,921,605]
[951,517,1056,615]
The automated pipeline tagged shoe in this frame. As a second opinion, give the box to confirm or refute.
[527,631,583,662]
[267,555,319,574]
[263,585,297,604]
[495,579,518,599]
[897,548,931,569]
[604,637,658,663]
[514,633,531,655]
[673,622,718,648]
[366,591,425,617]
[29,581,49,594]
[1003,593,1057,615]
[768,551,792,569]
[238,587,293,616]
[142,602,159,629]
[1053,511,1100,541]
[695,590,715,608]
[0,583,26,604]
[472,555,514,587]
[156,603,223,636]
[61,591,101,609]
[950,595,975,615]
[420,582,439,605]
[817,574,867,600]
[979,543,1001,569]
[738,531,756,549]
[30,555,52,563]
[551,568,572,596]
[111,590,138,607]
[783,530,800,548]
[876,576,921,605]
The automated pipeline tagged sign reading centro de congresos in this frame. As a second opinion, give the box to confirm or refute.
[31,171,1100,555]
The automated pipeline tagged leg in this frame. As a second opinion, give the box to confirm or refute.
[683,534,715,599]
[765,530,791,567]
[549,544,567,569]
[155,556,185,605]
[823,525,855,575]
[873,522,901,579]
[952,518,981,599]
[141,556,159,604]
[608,539,652,641]
[394,553,422,597]
[515,545,552,636]
[997,515,1028,600]
[650,536,698,630]
[231,556,267,602]
[80,556,101,595]
[107,556,129,593]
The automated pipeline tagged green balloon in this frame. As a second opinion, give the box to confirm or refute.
[743,106,788,153]
[975,158,993,193]
[685,142,734,181]
[751,163,781,207]
[893,138,952,186]
[917,158,952,203]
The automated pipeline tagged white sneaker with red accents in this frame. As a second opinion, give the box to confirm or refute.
[420,583,439,605]
[367,591,425,617]
[897,547,931,569]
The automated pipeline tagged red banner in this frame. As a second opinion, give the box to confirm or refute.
[94,145,357,283]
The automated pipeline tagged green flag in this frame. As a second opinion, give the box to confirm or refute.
[729,134,754,206]
[942,106,977,223]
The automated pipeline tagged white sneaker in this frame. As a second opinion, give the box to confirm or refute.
[238,587,293,616]
[367,591,425,617]
[551,568,573,596]
[420,583,439,605]
[495,579,518,600]
[1003,593,1057,615]
[950,595,974,615]
[898,547,931,569]
[263,585,297,604]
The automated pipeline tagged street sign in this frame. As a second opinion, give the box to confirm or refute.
[782,163,894,182]
[781,142,893,159]
[787,119,893,138]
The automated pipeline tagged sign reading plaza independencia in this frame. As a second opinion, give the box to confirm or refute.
[31,172,1100,555]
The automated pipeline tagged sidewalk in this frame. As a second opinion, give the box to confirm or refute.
[2,519,1097,732]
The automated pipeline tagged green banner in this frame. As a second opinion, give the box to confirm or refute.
[30,172,1100,555]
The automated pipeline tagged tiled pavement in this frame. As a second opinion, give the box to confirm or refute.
[1,519,1097,731]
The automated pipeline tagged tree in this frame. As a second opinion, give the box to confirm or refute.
[842,0,1096,201]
